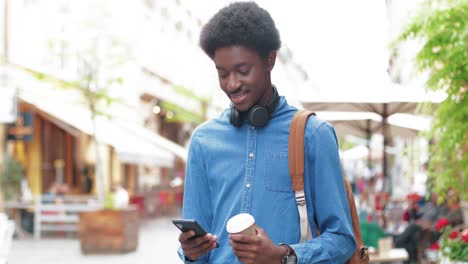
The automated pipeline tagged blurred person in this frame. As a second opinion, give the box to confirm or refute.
[356,176,366,194]
[111,183,129,209]
[81,166,93,194]
[446,191,464,227]
[394,192,448,264]
[19,168,32,202]
[419,192,448,230]
[158,189,169,216]
[402,193,422,223]
[177,2,356,263]
[410,162,428,198]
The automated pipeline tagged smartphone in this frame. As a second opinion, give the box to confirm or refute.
[172,219,207,239]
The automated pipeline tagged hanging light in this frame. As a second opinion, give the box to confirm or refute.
[152,105,161,115]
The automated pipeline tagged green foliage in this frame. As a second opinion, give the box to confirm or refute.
[0,158,24,201]
[167,85,211,125]
[395,0,468,200]
[160,101,204,124]
[103,192,115,209]
[439,226,468,261]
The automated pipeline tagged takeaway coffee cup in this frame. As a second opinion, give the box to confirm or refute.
[226,213,256,236]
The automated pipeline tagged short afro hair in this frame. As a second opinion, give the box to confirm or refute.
[199,2,281,59]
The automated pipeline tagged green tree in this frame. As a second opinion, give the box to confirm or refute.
[395,0,467,200]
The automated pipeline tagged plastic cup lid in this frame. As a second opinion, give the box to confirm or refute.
[226,213,255,233]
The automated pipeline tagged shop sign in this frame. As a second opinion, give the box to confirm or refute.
[7,112,34,141]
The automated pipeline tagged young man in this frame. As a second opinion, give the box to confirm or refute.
[177,2,356,263]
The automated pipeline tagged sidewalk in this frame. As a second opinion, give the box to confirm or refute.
[8,217,182,264]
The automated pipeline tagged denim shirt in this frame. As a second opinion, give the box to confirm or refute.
[178,97,356,263]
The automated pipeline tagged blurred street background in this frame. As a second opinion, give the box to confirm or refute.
[9,217,181,264]
[0,0,466,263]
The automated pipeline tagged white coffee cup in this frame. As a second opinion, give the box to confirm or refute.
[226,213,256,236]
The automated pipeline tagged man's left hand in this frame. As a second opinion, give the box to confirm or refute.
[229,224,287,264]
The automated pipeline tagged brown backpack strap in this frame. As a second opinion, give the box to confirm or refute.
[288,110,369,264]
[344,178,365,251]
[288,110,315,191]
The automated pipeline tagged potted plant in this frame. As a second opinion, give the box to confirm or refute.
[79,185,139,254]
[0,158,24,201]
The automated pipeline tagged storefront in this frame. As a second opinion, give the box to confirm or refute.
[3,92,186,198]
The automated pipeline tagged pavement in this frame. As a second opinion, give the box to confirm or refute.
[8,216,183,264]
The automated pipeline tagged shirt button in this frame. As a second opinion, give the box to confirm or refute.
[245,183,251,188]
[249,153,254,158]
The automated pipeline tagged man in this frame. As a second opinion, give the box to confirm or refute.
[177,2,356,263]
[394,192,448,264]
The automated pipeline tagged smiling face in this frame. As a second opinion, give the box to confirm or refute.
[214,45,276,112]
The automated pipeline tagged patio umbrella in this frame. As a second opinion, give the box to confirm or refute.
[317,112,430,175]
[301,84,443,185]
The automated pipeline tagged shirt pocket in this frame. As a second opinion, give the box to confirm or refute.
[263,151,293,192]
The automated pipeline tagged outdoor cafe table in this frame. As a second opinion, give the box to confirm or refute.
[369,248,409,263]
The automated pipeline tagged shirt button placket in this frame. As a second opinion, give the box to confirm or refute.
[241,126,256,213]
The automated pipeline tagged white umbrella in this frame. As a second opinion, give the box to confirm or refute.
[319,111,430,175]
[302,83,442,182]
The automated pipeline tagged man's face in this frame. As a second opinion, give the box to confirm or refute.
[213,45,274,112]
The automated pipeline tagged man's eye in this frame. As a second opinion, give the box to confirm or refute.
[218,72,228,78]
[239,69,250,75]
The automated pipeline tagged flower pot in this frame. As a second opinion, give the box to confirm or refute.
[79,206,139,254]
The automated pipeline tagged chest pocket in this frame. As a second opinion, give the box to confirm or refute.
[263,151,293,192]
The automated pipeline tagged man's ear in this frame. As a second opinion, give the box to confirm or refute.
[266,50,277,72]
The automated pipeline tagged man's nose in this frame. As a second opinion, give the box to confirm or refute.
[226,74,241,92]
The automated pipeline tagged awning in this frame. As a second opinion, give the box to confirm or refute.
[16,80,184,167]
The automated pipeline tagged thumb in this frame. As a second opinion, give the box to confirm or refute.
[253,224,264,236]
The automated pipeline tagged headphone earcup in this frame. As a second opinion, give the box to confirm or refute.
[230,106,242,127]
[247,105,269,128]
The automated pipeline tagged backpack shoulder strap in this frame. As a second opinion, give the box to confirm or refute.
[288,109,369,263]
[288,110,315,191]
[289,110,316,242]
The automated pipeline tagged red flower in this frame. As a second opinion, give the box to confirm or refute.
[435,218,449,231]
[430,242,440,250]
[461,229,468,243]
[449,231,458,240]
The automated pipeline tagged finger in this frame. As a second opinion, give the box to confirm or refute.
[179,230,196,242]
[182,233,213,251]
[238,257,255,264]
[230,239,252,252]
[253,224,264,236]
[232,246,255,263]
[229,234,256,244]
[188,239,218,260]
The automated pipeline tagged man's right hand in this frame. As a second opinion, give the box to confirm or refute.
[179,230,218,261]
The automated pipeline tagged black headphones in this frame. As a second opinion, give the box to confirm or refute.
[229,85,280,128]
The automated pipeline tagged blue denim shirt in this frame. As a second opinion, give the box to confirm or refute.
[178,97,356,263]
